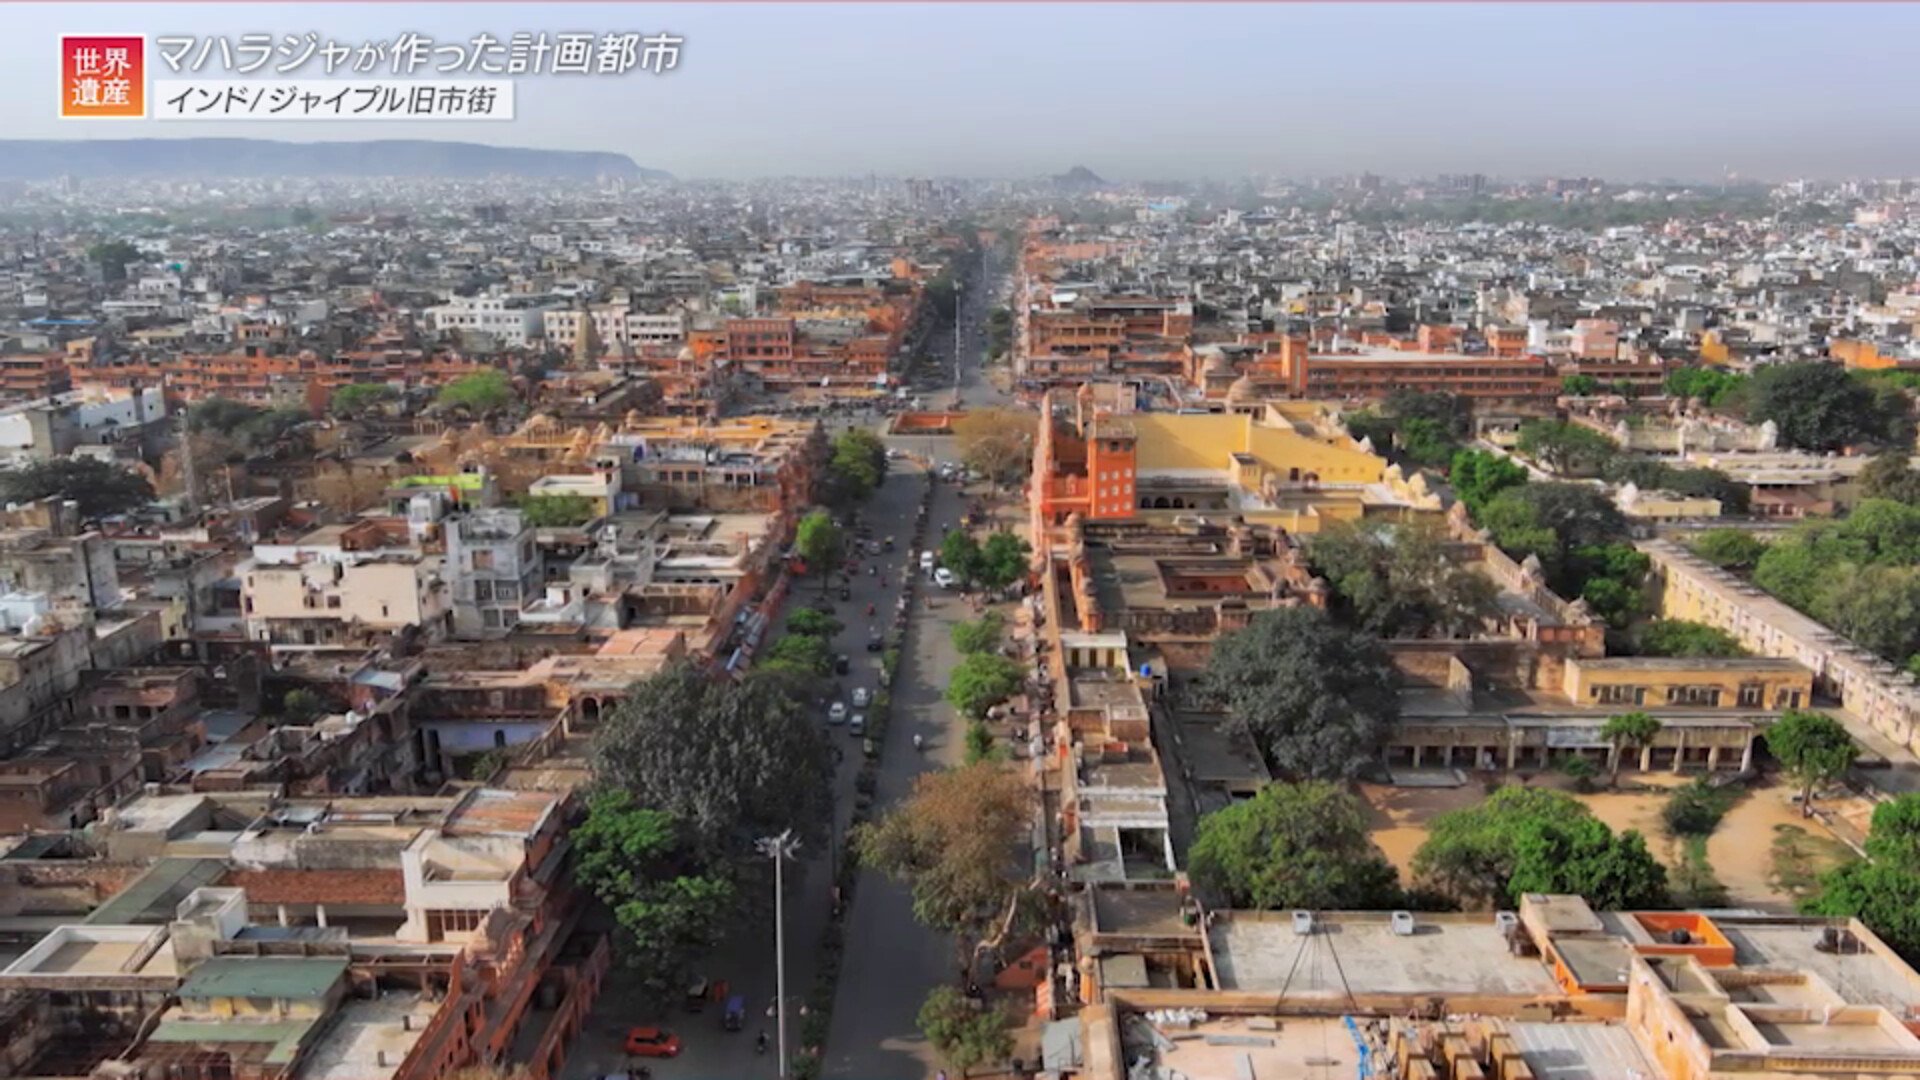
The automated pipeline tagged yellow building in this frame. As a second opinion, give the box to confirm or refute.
[1562,656,1811,711]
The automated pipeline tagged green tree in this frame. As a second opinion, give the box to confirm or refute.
[1308,520,1498,639]
[88,239,142,282]
[1188,782,1403,910]
[1507,816,1669,909]
[1811,563,1920,663]
[278,688,329,725]
[1802,793,1920,963]
[1690,529,1767,570]
[1599,711,1662,781]
[762,634,834,677]
[516,493,597,528]
[917,986,1013,1073]
[592,663,833,858]
[1481,483,1629,588]
[1666,366,1746,407]
[1200,607,1399,780]
[1860,450,1920,505]
[1412,786,1592,908]
[329,383,399,419]
[1561,374,1600,396]
[827,428,888,503]
[963,720,1002,765]
[786,608,843,639]
[1745,361,1897,452]
[947,653,1024,719]
[975,532,1031,591]
[1449,449,1528,517]
[0,457,154,520]
[435,369,514,415]
[1631,619,1747,658]
[1765,710,1856,817]
[1395,416,1458,470]
[940,530,984,586]
[572,789,736,995]
[1570,542,1652,629]
[951,611,1006,655]
[1516,420,1617,476]
[795,510,843,596]
[1383,389,1471,439]
[857,762,1035,967]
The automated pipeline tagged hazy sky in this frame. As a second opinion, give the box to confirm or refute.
[10,3,1920,182]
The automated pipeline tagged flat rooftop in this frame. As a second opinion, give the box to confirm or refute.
[301,993,438,1080]
[1209,913,1558,997]
[1720,920,1920,1012]
[1507,1020,1658,1080]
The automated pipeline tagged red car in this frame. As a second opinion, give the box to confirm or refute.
[624,1027,682,1058]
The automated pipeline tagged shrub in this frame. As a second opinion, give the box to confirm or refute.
[1663,779,1737,837]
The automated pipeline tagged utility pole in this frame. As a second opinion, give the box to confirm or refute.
[758,830,801,1078]
[953,279,963,406]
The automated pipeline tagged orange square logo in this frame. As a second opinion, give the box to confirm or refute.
[61,35,145,119]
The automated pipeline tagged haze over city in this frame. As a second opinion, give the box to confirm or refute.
[9,2,1920,181]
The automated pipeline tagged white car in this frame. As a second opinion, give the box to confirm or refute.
[828,701,848,724]
[851,687,871,707]
[849,713,866,736]
[920,551,937,574]
[934,567,959,590]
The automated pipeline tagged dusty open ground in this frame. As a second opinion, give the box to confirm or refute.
[1360,775,1865,912]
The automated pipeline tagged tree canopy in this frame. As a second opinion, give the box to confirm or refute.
[975,532,1030,591]
[1860,450,1920,505]
[1308,520,1498,639]
[1804,793,1920,964]
[1189,782,1402,910]
[1506,816,1669,910]
[1449,449,1528,517]
[940,530,984,586]
[827,428,888,503]
[947,652,1024,719]
[917,986,1013,1073]
[1689,529,1768,571]
[516,493,597,528]
[1765,711,1855,816]
[330,383,399,419]
[856,762,1036,965]
[1200,607,1399,780]
[1411,786,1592,908]
[435,369,515,415]
[1752,501,1920,664]
[1744,361,1907,452]
[951,611,1005,656]
[592,663,833,859]
[1665,366,1747,408]
[1516,420,1618,477]
[1600,711,1662,780]
[0,457,154,520]
[572,788,736,995]
[953,409,1034,488]
[1629,619,1747,658]
[795,510,843,584]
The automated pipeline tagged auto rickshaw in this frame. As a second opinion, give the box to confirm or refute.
[684,975,708,1013]
[863,737,878,759]
[722,996,746,1032]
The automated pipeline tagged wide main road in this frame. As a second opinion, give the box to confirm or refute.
[821,471,979,1080]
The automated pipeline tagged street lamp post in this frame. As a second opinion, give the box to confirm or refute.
[757,830,801,1078]
[953,279,964,406]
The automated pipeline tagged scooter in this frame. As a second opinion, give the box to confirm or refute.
[866,603,875,616]
[913,734,924,752]
[756,1032,769,1056]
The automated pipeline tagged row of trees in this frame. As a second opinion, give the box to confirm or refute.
[1751,499,1920,667]
[938,529,1030,592]
[1343,390,1473,471]
[1189,781,1671,913]
[1666,361,1913,454]
[1513,419,1750,511]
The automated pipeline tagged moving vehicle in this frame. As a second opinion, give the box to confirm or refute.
[684,976,708,1012]
[883,535,896,551]
[849,713,866,736]
[920,551,936,574]
[828,701,848,724]
[839,585,852,600]
[834,654,851,675]
[866,631,885,652]
[624,1028,682,1058]
[852,687,871,707]
[723,996,746,1032]
[934,567,959,589]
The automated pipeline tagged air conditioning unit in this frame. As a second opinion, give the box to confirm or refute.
[1292,910,1314,936]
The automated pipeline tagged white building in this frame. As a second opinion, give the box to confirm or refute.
[425,295,550,347]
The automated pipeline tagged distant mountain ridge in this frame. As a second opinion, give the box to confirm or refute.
[1053,165,1106,189]
[0,138,666,181]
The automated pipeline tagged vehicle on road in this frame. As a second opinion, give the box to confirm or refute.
[920,551,936,574]
[866,631,884,652]
[839,585,852,600]
[834,654,851,675]
[624,1027,682,1058]
[828,701,848,724]
[934,567,959,589]
[849,713,865,736]
[852,687,871,707]
[722,996,746,1032]
[883,535,896,551]
[684,976,708,1012]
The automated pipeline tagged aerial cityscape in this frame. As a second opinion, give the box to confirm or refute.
[8,5,1920,1080]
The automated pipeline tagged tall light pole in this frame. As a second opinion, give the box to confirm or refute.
[758,830,801,1077]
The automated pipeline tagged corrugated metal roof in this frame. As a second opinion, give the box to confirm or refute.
[179,957,347,1001]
